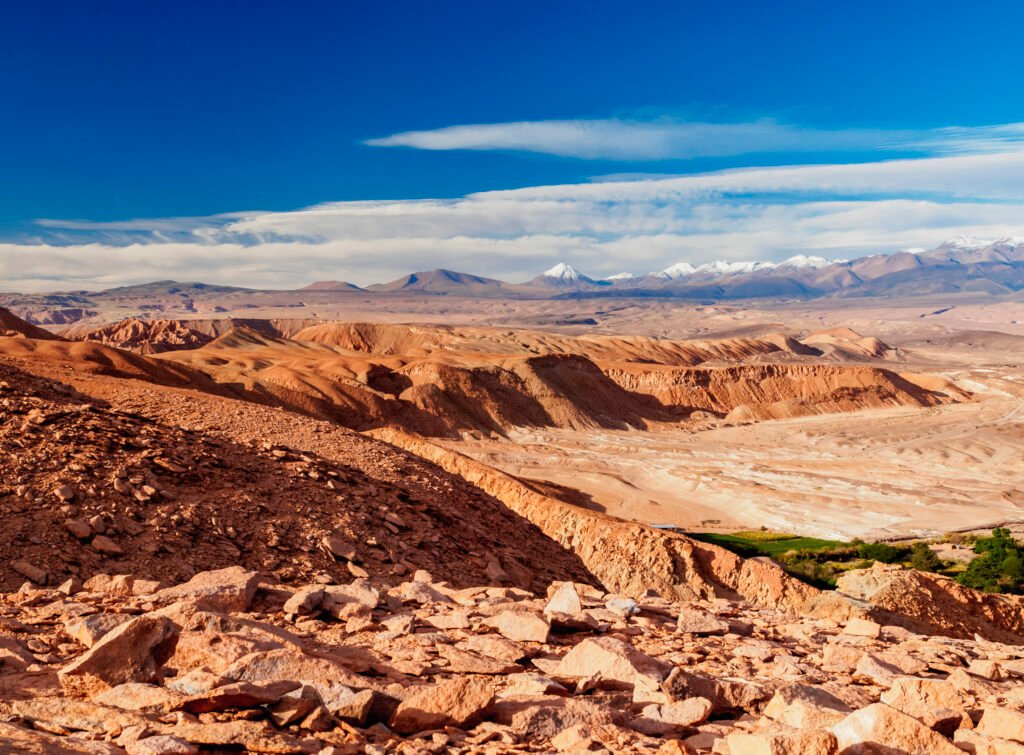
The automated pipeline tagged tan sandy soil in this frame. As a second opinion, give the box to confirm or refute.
[445,366,1024,540]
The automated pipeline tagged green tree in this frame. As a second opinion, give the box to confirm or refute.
[909,542,940,572]
[957,528,1024,593]
[857,542,908,563]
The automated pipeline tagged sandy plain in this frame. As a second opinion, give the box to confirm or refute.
[431,299,1024,541]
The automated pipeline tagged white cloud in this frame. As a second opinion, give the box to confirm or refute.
[6,149,1024,292]
[365,117,1024,161]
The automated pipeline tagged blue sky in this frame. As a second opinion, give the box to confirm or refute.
[3,0,1024,290]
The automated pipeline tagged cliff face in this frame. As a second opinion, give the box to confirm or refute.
[605,364,963,420]
[368,427,821,612]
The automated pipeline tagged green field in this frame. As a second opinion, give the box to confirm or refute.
[689,531,846,557]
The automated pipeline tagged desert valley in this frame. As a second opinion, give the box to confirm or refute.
[8,4,1024,751]
[1,237,1024,753]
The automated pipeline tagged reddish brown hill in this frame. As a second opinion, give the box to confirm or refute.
[0,307,60,340]
[0,359,592,592]
[70,317,214,354]
[0,335,232,395]
[159,327,960,436]
[605,363,959,421]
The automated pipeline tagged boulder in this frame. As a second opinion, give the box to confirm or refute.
[968,659,1004,681]
[485,611,550,643]
[321,533,357,561]
[633,697,713,735]
[501,673,570,697]
[853,652,904,687]
[91,535,124,556]
[65,613,134,649]
[880,677,968,733]
[727,730,837,755]
[390,677,495,734]
[11,698,152,736]
[457,634,529,663]
[323,687,376,726]
[763,685,851,729]
[222,649,370,699]
[676,606,729,636]
[954,728,1024,755]
[554,636,670,692]
[84,574,136,596]
[269,686,321,727]
[491,696,618,739]
[322,580,380,617]
[977,707,1024,743]
[59,615,179,699]
[832,703,963,754]
[177,680,300,713]
[545,582,583,616]
[663,668,770,714]
[153,567,259,612]
[95,682,186,711]
[282,585,325,618]
[12,560,47,584]
[843,618,882,638]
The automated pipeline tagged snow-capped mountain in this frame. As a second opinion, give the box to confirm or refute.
[693,260,777,276]
[510,236,1024,296]
[777,255,836,269]
[529,262,597,288]
[644,256,839,281]
[936,235,996,252]
[543,263,586,281]
[659,262,697,279]
[922,236,1024,265]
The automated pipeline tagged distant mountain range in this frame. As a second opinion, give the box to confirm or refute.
[345,236,1024,300]
[4,237,1024,326]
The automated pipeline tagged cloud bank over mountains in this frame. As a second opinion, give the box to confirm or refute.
[5,118,1024,292]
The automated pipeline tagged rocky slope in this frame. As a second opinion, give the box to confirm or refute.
[369,428,818,612]
[1,311,1024,750]
[2,565,1024,753]
[0,359,592,593]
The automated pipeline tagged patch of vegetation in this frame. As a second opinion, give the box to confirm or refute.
[955,528,1024,594]
[910,541,941,571]
[687,531,851,588]
[690,532,845,559]
[856,541,910,563]
[686,529,980,591]
[728,529,805,542]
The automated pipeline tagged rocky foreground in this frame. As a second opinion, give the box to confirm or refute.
[1,567,1024,754]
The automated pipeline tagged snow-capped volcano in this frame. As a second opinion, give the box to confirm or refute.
[604,272,636,281]
[543,262,585,281]
[529,262,597,288]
